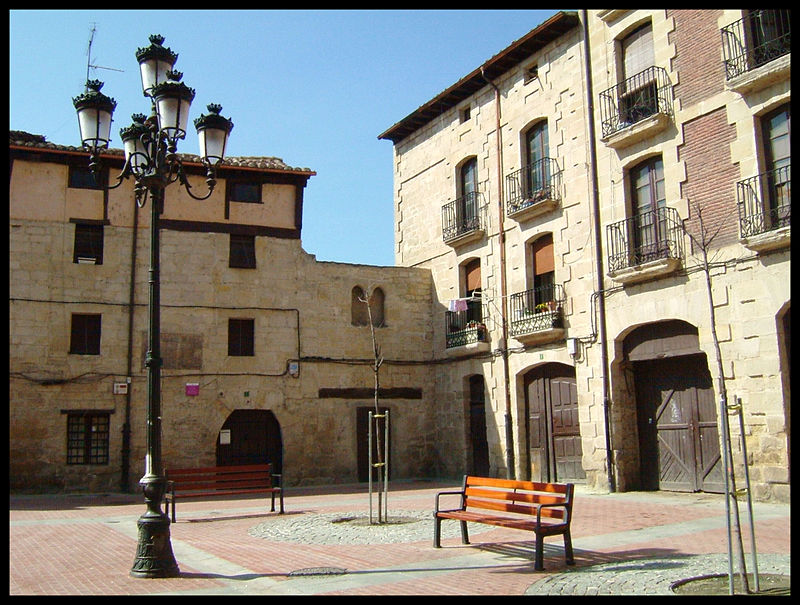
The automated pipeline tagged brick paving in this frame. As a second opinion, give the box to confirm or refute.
[9,480,790,595]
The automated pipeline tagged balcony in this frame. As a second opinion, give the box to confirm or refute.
[606,206,684,285]
[509,284,565,345]
[505,158,562,221]
[722,9,790,93]
[445,300,490,357]
[442,192,486,247]
[599,66,673,149]
[737,165,791,253]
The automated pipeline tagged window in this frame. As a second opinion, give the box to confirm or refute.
[531,234,555,306]
[524,64,539,84]
[351,286,385,327]
[460,158,479,224]
[228,318,254,356]
[229,233,256,268]
[460,106,471,123]
[630,156,668,262]
[462,258,482,324]
[759,104,791,229]
[619,23,658,125]
[68,165,103,189]
[228,181,261,203]
[67,412,110,464]
[525,121,550,199]
[73,223,104,264]
[69,313,101,355]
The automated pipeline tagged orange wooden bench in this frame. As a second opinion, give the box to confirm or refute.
[433,475,575,571]
[165,463,283,522]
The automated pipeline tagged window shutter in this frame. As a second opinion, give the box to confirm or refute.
[464,259,481,294]
[532,234,554,275]
[622,24,654,80]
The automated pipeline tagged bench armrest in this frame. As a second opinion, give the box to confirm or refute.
[271,473,282,488]
[435,490,465,512]
[535,501,570,525]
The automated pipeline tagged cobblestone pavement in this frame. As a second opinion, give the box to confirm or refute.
[9,480,791,595]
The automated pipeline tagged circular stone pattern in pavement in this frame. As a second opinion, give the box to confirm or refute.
[248,510,493,545]
[526,553,791,596]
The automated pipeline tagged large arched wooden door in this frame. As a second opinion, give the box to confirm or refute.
[635,355,723,492]
[525,363,585,483]
[216,409,283,474]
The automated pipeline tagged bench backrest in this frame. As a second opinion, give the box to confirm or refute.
[167,463,276,492]
[462,475,573,521]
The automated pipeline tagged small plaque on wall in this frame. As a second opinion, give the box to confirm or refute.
[186,383,199,396]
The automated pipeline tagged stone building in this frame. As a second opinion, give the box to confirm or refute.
[10,9,790,502]
[378,10,790,501]
[9,132,436,492]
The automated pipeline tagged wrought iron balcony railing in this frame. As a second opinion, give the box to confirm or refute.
[445,299,487,348]
[606,206,684,273]
[599,66,673,138]
[442,191,485,243]
[505,158,562,217]
[509,284,565,338]
[721,9,791,80]
[737,165,791,238]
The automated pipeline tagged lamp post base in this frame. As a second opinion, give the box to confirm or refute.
[130,476,180,578]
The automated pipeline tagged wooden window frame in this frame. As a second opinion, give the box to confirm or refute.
[73,222,104,265]
[228,318,255,357]
[66,412,110,465]
[229,233,257,269]
[69,313,101,355]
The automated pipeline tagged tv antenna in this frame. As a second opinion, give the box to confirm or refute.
[85,23,124,87]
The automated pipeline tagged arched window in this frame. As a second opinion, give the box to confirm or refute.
[351,286,385,327]
[629,155,667,261]
[524,121,550,198]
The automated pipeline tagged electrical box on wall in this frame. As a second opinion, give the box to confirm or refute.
[113,382,128,394]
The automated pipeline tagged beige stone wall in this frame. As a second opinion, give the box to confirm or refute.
[10,157,437,492]
[391,10,790,501]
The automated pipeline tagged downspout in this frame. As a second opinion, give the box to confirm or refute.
[481,67,515,479]
[581,9,615,492]
[121,196,139,492]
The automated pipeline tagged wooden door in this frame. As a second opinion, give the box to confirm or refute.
[635,355,723,492]
[526,364,585,483]
[469,375,490,476]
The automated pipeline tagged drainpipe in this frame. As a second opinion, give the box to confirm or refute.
[581,9,616,492]
[481,67,515,480]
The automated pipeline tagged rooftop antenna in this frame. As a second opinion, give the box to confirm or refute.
[85,23,123,88]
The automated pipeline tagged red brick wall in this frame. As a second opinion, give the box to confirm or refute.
[668,10,726,108]
[678,108,741,249]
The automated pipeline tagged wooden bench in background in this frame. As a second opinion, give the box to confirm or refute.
[165,463,283,522]
[433,475,575,571]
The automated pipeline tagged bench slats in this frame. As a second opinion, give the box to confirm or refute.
[165,463,283,521]
[434,475,575,571]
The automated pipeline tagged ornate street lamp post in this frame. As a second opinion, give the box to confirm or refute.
[73,34,233,578]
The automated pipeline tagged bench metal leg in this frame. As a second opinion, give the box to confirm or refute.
[433,515,442,548]
[563,530,575,565]
[170,499,176,524]
[460,520,470,545]
[534,534,545,571]
[270,493,275,512]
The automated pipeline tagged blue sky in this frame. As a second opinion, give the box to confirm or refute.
[10,9,560,267]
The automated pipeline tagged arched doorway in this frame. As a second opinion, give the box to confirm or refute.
[216,409,283,474]
[625,320,723,493]
[524,363,585,483]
